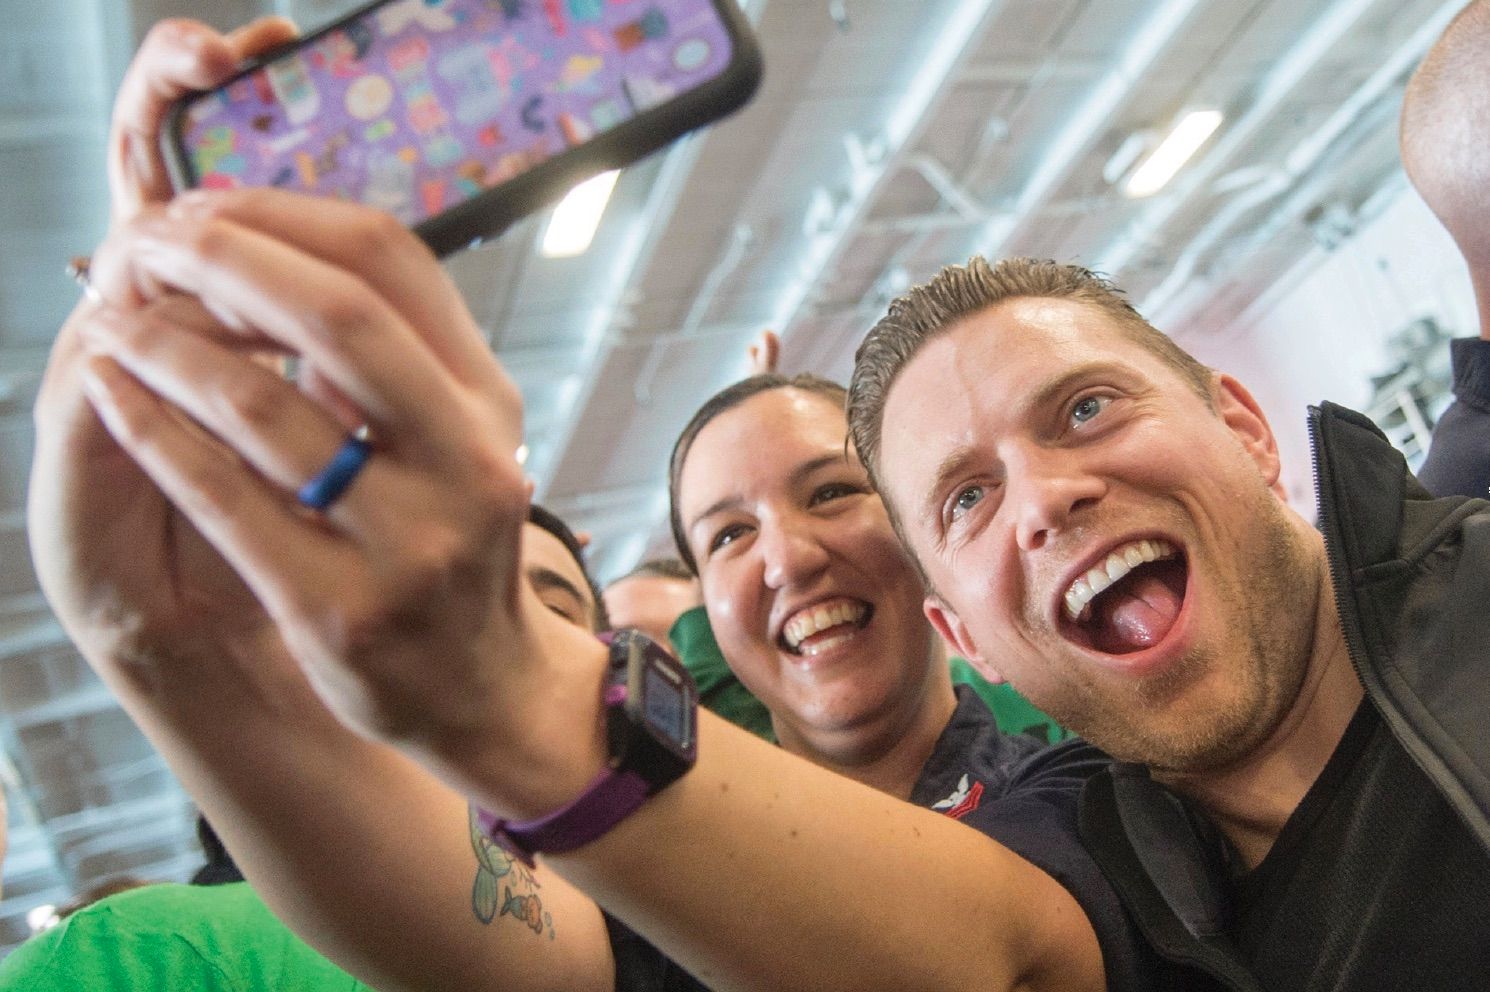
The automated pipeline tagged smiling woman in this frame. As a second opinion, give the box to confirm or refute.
[668,374,953,781]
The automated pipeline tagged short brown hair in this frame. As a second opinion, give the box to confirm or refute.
[669,373,848,574]
[848,256,1212,499]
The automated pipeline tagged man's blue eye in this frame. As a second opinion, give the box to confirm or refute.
[1072,395,1110,424]
[952,486,983,519]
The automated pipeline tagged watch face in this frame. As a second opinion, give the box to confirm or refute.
[643,663,691,745]
[610,630,698,772]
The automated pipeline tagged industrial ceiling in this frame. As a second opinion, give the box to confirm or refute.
[0,0,1467,954]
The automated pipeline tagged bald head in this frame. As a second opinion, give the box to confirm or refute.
[1401,1,1490,264]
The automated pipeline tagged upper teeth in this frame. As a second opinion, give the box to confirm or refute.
[1063,539,1176,621]
[784,599,868,650]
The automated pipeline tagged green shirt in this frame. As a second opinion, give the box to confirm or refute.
[669,606,775,741]
[0,882,372,991]
[948,657,1072,744]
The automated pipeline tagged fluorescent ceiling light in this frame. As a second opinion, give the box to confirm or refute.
[1123,110,1223,198]
[541,169,621,258]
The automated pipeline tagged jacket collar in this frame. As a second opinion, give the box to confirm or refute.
[1309,401,1490,855]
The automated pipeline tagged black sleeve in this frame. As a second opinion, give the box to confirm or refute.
[1418,338,1490,500]
[955,740,1178,992]
[605,912,713,992]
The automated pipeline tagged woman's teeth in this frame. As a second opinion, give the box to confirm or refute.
[1063,539,1176,621]
[784,600,868,652]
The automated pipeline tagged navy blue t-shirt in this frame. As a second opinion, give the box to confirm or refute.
[608,685,1174,990]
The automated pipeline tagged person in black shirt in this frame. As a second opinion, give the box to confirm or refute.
[1400,1,1490,502]
[846,248,1490,989]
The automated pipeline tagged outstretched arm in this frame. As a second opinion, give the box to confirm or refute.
[27,20,612,992]
[65,181,1108,992]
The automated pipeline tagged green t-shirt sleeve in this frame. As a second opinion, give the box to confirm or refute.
[669,606,775,741]
[0,922,73,991]
[0,884,372,992]
[948,657,1071,744]
[0,903,237,991]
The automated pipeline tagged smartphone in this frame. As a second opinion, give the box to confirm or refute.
[162,0,761,256]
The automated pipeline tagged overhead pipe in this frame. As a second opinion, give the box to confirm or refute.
[837,0,1205,332]
[1143,0,1466,327]
[966,0,1208,258]
[1091,0,1386,279]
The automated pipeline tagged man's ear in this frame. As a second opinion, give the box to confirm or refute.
[924,595,1006,684]
[1213,373,1284,499]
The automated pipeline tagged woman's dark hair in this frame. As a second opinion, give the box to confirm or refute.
[667,373,848,573]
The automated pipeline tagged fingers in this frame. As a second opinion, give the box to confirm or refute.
[91,192,523,461]
[223,16,300,57]
[109,17,298,224]
[79,301,393,530]
[165,188,505,394]
[99,207,473,453]
[78,351,350,629]
[747,328,780,376]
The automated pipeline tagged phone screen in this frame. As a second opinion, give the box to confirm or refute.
[170,0,745,230]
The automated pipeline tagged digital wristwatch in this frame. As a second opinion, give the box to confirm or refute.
[478,629,699,865]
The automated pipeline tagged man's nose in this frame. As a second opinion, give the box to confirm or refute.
[1006,448,1106,552]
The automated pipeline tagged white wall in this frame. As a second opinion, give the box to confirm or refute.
[1171,176,1477,512]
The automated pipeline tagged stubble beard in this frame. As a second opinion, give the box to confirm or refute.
[1034,489,1317,774]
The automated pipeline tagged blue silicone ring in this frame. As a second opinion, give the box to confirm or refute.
[297,435,372,511]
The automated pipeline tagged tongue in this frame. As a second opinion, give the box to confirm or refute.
[1092,570,1183,653]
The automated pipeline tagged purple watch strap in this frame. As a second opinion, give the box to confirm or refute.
[476,629,692,866]
[478,765,652,866]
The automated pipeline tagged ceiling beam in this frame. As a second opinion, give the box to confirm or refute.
[1141,0,1465,326]
[1091,0,1386,279]
[963,0,1206,260]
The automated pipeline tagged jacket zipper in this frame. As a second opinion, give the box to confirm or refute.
[1305,406,1373,683]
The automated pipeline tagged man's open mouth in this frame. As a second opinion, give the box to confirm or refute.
[781,598,874,657]
[1059,538,1188,656]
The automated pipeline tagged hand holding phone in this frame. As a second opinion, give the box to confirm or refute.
[163,0,761,256]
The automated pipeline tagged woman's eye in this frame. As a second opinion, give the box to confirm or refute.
[1071,395,1111,426]
[709,523,747,553]
[950,485,983,521]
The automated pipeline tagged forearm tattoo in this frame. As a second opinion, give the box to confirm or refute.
[469,806,555,939]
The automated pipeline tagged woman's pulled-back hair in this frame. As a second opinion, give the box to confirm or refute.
[668,373,847,574]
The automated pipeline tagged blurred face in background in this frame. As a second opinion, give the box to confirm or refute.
[603,573,701,651]
[523,522,601,633]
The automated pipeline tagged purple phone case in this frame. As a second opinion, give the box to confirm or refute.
[167,0,757,254]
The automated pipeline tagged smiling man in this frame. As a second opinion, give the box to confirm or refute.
[847,256,1490,990]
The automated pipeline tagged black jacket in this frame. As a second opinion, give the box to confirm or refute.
[1077,401,1490,991]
